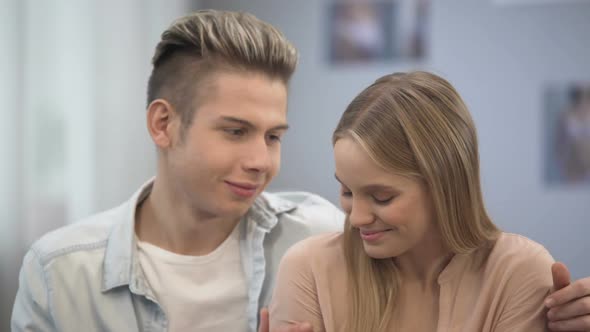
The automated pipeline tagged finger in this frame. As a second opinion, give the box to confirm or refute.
[548,315,590,331]
[546,278,590,308]
[258,308,269,332]
[552,262,572,291]
[275,322,314,332]
[547,296,590,321]
[297,322,313,332]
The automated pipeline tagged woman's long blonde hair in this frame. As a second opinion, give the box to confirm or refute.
[332,72,500,331]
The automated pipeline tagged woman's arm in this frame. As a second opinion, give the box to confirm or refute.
[494,247,554,331]
[269,238,326,332]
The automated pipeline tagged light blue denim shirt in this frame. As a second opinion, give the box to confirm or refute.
[11,179,344,332]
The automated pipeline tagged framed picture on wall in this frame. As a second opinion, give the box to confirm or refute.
[544,82,590,186]
[494,0,589,5]
[327,0,430,64]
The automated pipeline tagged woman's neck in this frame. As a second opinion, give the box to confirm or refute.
[394,234,453,288]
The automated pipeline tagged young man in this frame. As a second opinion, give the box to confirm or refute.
[11,10,341,332]
[11,10,590,332]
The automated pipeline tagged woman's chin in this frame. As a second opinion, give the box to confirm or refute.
[363,245,399,260]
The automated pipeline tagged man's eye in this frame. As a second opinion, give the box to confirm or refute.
[225,128,246,136]
[267,134,282,142]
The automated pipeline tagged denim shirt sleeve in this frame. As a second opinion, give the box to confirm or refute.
[11,249,56,332]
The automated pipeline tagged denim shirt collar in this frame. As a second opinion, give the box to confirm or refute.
[101,179,153,294]
[248,192,297,231]
[100,178,297,294]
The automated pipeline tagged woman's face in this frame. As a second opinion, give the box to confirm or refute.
[334,137,437,259]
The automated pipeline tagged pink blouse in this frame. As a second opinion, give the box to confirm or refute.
[270,232,554,332]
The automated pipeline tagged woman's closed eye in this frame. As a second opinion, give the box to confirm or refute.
[372,195,394,205]
[340,186,352,198]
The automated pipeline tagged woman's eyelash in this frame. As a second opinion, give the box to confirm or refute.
[373,196,393,204]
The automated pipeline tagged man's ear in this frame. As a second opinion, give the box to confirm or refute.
[146,99,179,149]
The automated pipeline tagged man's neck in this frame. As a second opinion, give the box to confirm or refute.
[135,178,242,256]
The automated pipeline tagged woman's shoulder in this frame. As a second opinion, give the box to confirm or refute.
[279,232,346,272]
[284,232,345,258]
[491,232,552,260]
[479,232,554,281]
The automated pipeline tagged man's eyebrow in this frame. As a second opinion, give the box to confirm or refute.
[219,116,289,131]
[219,116,253,128]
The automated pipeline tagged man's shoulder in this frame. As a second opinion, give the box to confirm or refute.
[263,191,335,206]
[262,191,345,233]
[30,204,126,266]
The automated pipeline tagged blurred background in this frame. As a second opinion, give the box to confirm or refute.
[1,0,589,328]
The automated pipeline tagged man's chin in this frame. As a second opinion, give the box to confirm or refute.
[219,202,253,219]
[215,189,262,217]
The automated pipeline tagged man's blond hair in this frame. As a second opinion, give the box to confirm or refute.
[147,10,298,130]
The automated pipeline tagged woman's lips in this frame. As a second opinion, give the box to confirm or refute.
[359,229,393,242]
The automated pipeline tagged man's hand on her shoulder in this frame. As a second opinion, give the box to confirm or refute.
[546,262,590,331]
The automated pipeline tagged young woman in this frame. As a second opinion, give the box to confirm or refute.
[269,71,554,331]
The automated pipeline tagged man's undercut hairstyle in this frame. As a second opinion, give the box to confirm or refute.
[147,9,298,133]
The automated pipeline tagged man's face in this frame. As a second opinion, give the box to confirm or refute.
[165,71,288,219]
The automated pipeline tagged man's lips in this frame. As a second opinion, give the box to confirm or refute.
[225,181,260,190]
[225,181,261,198]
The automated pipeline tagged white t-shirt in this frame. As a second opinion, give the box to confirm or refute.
[137,225,248,332]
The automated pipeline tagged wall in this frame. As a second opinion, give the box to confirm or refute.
[203,0,590,278]
[0,0,192,328]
